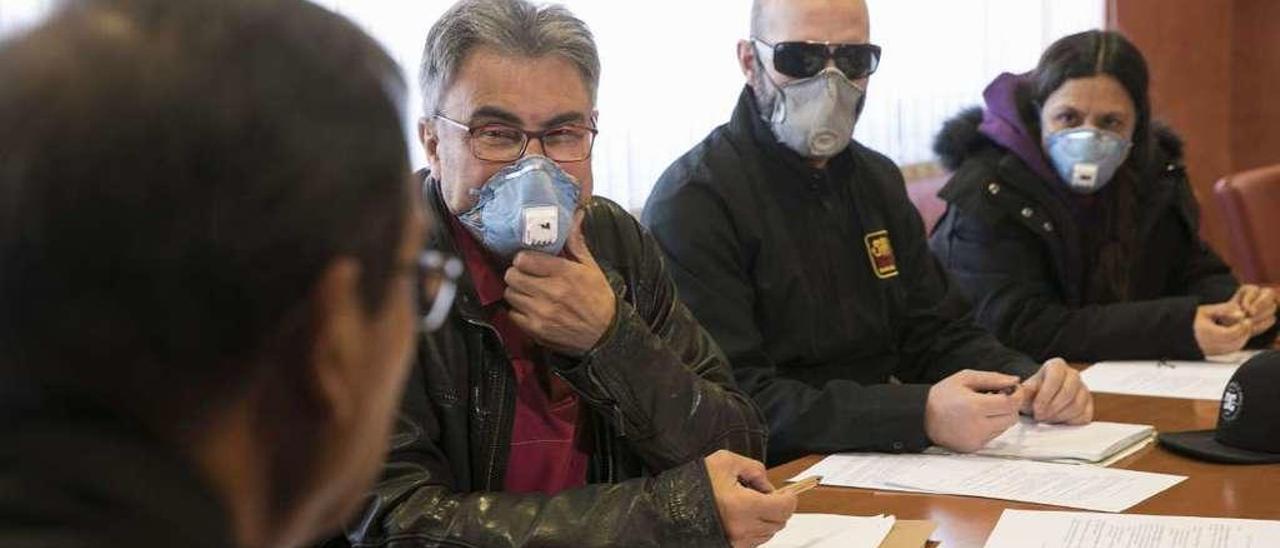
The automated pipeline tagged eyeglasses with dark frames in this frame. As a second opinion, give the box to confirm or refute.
[432,113,598,163]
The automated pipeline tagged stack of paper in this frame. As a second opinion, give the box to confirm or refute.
[1080,359,1245,400]
[793,453,1184,512]
[763,514,894,548]
[929,416,1156,464]
[984,509,1280,548]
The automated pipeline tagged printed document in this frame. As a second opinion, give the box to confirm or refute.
[1080,360,1242,400]
[983,509,1280,548]
[762,514,894,548]
[793,453,1184,512]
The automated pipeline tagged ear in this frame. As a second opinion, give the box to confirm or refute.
[304,257,366,431]
[737,39,758,82]
[420,117,441,174]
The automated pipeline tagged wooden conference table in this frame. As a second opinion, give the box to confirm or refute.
[767,358,1280,547]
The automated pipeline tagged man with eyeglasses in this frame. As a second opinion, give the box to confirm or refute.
[336,1,795,547]
[643,0,1094,466]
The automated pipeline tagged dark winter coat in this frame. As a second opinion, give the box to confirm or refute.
[929,74,1277,362]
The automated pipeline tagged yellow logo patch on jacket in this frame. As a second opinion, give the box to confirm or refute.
[864,230,898,279]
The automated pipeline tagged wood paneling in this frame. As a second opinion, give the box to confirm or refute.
[1112,0,1280,269]
[1230,0,1280,173]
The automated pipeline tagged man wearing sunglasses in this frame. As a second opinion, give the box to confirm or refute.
[337,1,796,547]
[644,0,1093,466]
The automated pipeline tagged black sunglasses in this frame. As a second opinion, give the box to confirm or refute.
[753,38,882,80]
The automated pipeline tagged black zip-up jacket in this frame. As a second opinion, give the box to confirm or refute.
[929,108,1277,362]
[0,390,233,548]
[340,175,766,547]
[641,88,1039,466]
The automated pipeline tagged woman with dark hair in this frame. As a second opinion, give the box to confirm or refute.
[929,30,1277,363]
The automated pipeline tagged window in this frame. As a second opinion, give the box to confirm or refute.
[3,1,1104,211]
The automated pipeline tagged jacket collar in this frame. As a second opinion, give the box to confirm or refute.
[420,170,491,324]
[977,72,1062,186]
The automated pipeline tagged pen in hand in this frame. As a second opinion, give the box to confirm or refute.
[776,476,821,496]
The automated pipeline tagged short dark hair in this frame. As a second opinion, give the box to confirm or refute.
[0,0,411,427]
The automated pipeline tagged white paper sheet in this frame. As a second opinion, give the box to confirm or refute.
[793,453,1184,512]
[983,509,1280,548]
[762,514,895,548]
[1203,349,1261,364]
[1080,360,1243,400]
[928,417,1155,464]
[788,453,939,495]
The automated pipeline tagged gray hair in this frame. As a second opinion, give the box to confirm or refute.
[420,0,600,117]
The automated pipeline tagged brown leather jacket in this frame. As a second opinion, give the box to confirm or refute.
[338,175,766,547]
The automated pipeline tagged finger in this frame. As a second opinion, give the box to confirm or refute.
[1008,383,1030,413]
[1043,357,1070,369]
[1205,299,1243,316]
[1251,288,1276,319]
[1060,388,1094,425]
[511,249,568,277]
[1018,376,1041,413]
[564,210,598,267]
[1045,371,1084,420]
[1255,313,1276,335]
[1033,364,1066,420]
[956,370,1022,392]
[1208,301,1248,325]
[502,287,542,315]
[1067,397,1095,425]
[1223,319,1253,344]
[734,459,774,493]
[752,491,798,524]
[1257,287,1276,308]
[503,266,551,297]
[1200,317,1250,342]
[1231,286,1253,309]
[1237,285,1260,312]
[974,392,1022,417]
[1234,285,1255,303]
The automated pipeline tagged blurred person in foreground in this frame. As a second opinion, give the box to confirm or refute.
[0,0,434,546]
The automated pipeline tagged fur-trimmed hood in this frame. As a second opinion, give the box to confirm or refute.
[933,73,1185,176]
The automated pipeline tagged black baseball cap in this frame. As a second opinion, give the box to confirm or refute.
[1159,350,1280,464]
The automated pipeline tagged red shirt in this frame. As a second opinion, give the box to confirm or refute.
[448,218,589,495]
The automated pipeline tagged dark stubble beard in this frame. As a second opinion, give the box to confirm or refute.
[750,70,780,122]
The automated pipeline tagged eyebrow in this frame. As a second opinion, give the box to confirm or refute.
[468,106,587,129]
[1052,105,1128,118]
[467,106,522,126]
